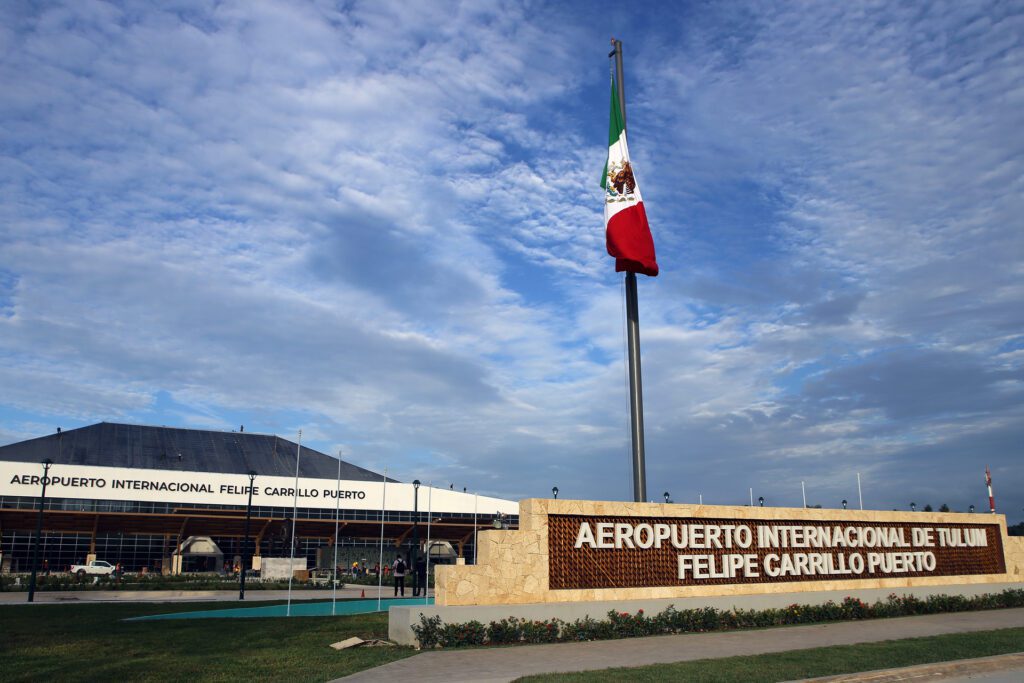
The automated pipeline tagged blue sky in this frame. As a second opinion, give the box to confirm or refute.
[1,1,1021,521]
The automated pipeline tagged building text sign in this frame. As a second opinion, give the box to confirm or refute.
[0,462,518,515]
[548,515,1005,590]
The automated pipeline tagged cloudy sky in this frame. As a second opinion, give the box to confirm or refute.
[1,1,1021,520]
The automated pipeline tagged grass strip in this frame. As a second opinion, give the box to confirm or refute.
[516,627,1024,682]
[1,600,414,682]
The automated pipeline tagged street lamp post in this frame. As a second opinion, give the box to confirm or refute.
[758,496,764,507]
[552,486,558,499]
[239,471,257,600]
[969,505,975,513]
[664,491,670,504]
[910,502,916,512]
[842,499,848,510]
[27,459,53,603]
[412,480,420,597]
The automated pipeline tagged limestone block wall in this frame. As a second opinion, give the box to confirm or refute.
[435,498,1021,606]
[1006,536,1024,578]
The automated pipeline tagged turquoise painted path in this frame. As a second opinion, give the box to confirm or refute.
[128,597,433,621]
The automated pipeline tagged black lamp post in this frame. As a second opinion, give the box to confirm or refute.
[969,505,975,513]
[27,459,53,603]
[664,491,671,504]
[758,496,764,507]
[239,471,257,600]
[910,502,916,512]
[842,499,848,510]
[552,486,558,499]
[412,480,421,596]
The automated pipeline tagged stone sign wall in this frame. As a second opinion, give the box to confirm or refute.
[549,515,1004,590]
[435,499,1023,606]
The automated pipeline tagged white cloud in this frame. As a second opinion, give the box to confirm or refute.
[0,1,1021,514]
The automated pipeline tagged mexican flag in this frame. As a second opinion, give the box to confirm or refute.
[601,79,659,277]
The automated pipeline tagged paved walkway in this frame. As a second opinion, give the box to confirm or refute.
[335,608,1024,682]
[799,653,1024,682]
[0,585,394,604]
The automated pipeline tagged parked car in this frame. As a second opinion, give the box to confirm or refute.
[70,560,116,577]
[309,569,339,587]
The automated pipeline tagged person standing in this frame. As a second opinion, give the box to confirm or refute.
[392,554,407,596]
[414,556,427,597]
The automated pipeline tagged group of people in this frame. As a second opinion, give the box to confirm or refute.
[391,553,428,597]
[348,561,380,577]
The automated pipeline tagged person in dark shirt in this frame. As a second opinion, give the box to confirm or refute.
[391,554,407,596]
[414,556,427,597]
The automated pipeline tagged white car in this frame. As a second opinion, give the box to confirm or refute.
[70,560,116,577]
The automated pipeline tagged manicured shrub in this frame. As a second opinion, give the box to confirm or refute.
[487,617,524,644]
[520,618,562,643]
[440,619,487,647]
[562,615,612,641]
[411,614,443,649]
[409,589,1024,649]
[607,609,649,638]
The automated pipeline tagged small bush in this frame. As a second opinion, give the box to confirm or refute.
[562,615,612,641]
[487,617,524,644]
[440,619,486,647]
[521,618,562,643]
[607,609,649,638]
[411,614,443,649]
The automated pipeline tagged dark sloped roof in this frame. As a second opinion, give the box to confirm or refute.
[0,422,395,482]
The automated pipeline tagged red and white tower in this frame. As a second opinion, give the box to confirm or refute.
[985,465,995,514]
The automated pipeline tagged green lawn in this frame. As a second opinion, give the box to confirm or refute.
[6,602,1023,683]
[516,627,1024,682]
[1,600,414,682]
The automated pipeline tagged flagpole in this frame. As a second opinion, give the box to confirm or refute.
[425,483,433,605]
[332,449,341,616]
[377,467,387,611]
[611,37,648,503]
[286,429,302,617]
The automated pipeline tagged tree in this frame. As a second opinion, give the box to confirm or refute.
[923,504,933,512]
[939,504,950,512]
[1008,522,1024,537]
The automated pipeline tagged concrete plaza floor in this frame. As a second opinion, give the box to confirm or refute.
[0,584,414,604]
[336,607,1024,683]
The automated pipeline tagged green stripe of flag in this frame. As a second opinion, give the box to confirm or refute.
[600,78,626,189]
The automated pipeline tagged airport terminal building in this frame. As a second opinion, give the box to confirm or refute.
[0,423,518,573]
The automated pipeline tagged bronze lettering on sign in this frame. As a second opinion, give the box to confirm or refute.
[548,515,1005,591]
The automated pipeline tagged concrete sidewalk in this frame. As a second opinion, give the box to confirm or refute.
[335,608,1024,683]
[798,652,1024,682]
[0,585,388,604]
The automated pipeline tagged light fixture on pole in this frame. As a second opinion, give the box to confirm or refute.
[969,504,975,513]
[842,499,848,510]
[910,502,916,512]
[412,480,421,597]
[552,486,558,499]
[664,491,670,504]
[758,496,764,507]
[27,458,53,603]
[239,471,257,600]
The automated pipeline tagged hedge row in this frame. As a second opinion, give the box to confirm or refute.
[411,589,1024,648]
